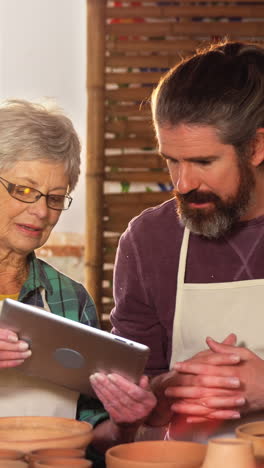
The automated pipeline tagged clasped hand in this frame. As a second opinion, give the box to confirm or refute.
[168,334,264,422]
[148,333,264,426]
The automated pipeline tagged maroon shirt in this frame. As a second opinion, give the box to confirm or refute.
[111,197,264,376]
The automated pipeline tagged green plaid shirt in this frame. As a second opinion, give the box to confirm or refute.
[18,252,109,429]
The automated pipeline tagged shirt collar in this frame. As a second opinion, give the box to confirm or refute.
[19,252,53,300]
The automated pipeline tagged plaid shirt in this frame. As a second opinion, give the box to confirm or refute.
[18,252,109,429]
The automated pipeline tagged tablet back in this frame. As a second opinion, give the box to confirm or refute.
[0,299,150,396]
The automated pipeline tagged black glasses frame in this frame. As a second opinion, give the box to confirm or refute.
[0,176,72,211]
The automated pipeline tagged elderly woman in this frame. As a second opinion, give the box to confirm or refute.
[0,99,156,461]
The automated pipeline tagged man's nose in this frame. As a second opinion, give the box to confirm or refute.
[176,164,199,194]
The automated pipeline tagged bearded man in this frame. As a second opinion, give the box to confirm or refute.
[110,39,264,442]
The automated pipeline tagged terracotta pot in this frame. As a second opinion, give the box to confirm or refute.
[106,440,206,468]
[32,459,92,468]
[27,448,85,463]
[0,449,25,460]
[0,416,93,452]
[0,462,28,468]
[201,438,256,468]
[236,421,264,459]
[256,457,264,468]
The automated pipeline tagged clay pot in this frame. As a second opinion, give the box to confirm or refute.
[236,421,264,459]
[106,440,206,468]
[0,449,25,460]
[0,462,28,468]
[0,449,27,467]
[31,459,92,468]
[201,438,256,468]
[27,448,85,463]
[27,448,86,467]
[0,416,93,452]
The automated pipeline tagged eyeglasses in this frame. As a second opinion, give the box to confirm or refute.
[0,176,72,211]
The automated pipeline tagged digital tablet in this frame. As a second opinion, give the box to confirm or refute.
[0,298,150,396]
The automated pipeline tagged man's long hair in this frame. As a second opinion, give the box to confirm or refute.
[151,40,264,164]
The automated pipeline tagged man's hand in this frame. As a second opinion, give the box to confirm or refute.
[146,334,244,426]
[168,335,264,423]
[205,336,264,414]
[164,334,245,423]
[147,370,179,426]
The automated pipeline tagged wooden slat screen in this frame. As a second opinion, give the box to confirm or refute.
[86,0,264,330]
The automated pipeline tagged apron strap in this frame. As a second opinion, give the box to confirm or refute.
[170,227,190,369]
[177,228,190,287]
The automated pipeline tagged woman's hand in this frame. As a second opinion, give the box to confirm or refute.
[0,328,31,368]
[90,372,157,427]
[90,373,157,451]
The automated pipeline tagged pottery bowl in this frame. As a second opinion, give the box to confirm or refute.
[106,440,207,468]
[236,421,264,458]
[27,448,85,463]
[200,438,256,468]
[0,449,25,460]
[0,462,28,468]
[0,416,93,452]
[32,459,92,468]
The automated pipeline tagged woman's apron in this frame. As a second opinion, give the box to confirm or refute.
[167,227,264,442]
[0,298,79,418]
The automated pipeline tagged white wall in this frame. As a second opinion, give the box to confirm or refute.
[0,0,86,234]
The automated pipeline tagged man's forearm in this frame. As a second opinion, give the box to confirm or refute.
[92,419,139,454]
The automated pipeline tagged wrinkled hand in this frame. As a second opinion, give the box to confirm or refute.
[0,328,31,368]
[89,372,157,427]
[165,334,246,423]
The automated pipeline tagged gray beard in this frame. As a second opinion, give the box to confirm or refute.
[175,165,256,239]
[178,207,245,239]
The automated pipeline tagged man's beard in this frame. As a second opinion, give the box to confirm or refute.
[174,163,256,239]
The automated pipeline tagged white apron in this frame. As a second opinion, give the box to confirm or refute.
[0,298,79,418]
[167,227,264,442]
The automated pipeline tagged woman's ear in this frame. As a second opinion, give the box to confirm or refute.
[251,128,264,167]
